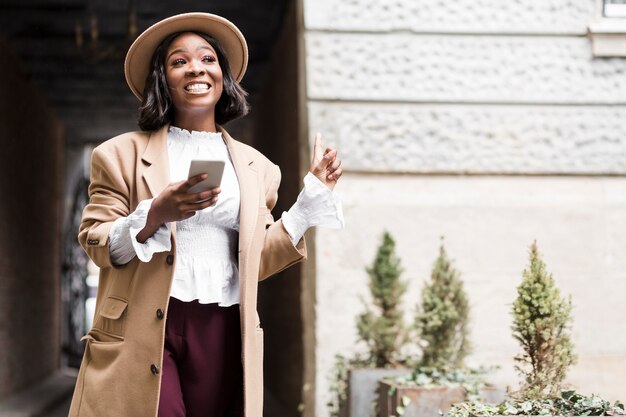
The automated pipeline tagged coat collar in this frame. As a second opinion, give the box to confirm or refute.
[139,123,258,193]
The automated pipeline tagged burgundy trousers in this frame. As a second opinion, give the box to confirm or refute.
[157,297,244,417]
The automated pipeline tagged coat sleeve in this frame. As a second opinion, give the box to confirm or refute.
[78,147,131,269]
[258,163,307,281]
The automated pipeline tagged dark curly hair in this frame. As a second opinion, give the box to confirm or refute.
[137,31,249,131]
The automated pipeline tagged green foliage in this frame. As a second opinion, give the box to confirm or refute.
[444,242,608,417]
[386,367,490,398]
[328,232,408,416]
[415,243,470,370]
[326,353,378,417]
[447,390,626,417]
[512,241,576,399]
[356,231,408,368]
[326,354,350,417]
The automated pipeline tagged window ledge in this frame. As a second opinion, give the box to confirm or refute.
[588,19,626,57]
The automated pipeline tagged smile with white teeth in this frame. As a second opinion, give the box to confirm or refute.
[184,83,211,93]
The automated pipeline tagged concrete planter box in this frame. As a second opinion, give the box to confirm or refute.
[341,367,411,417]
[378,380,505,417]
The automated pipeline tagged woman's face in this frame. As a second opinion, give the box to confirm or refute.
[164,32,224,116]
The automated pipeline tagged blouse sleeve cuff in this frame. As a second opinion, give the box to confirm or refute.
[281,172,344,244]
[108,216,136,265]
[126,198,172,262]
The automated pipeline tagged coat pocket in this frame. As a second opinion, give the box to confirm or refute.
[79,336,126,415]
[91,296,128,342]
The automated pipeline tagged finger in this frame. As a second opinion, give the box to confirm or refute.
[312,132,322,161]
[185,187,221,203]
[328,167,343,181]
[203,196,219,208]
[316,148,336,170]
[198,197,218,209]
[324,149,337,164]
[180,173,208,191]
[327,159,342,173]
[181,196,218,212]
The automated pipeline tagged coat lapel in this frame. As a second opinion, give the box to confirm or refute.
[220,126,259,259]
[140,124,176,238]
[220,126,259,322]
[141,124,170,200]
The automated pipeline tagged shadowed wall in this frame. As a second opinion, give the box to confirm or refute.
[0,38,63,400]
[252,1,311,415]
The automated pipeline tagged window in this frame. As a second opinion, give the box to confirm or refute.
[588,0,626,57]
[604,0,626,18]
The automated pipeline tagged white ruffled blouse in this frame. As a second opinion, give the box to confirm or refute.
[107,126,343,307]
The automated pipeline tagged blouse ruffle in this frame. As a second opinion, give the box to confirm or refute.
[108,198,171,264]
[281,172,344,244]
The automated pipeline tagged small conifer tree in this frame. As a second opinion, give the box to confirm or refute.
[356,231,408,367]
[415,242,470,370]
[512,241,576,399]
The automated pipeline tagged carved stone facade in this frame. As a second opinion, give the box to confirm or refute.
[306,35,626,104]
[302,0,626,415]
[308,103,626,174]
[304,0,595,33]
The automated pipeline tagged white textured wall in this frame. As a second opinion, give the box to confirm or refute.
[302,0,626,415]
[306,35,626,104]
[309,103,626,175]
[304,0,595,34]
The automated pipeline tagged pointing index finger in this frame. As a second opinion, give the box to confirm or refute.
[313,132,322,159]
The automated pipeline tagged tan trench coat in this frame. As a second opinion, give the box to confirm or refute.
[68,124,307,417]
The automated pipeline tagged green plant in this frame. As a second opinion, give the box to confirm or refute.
[328,232,409,417]
[387,367,490,397]
[414,242,470,370]
[447,390,625,417]
[327,354,350,417]
[444,242,605,417]
[356,231,408,367]
[380,242,480,417]
[512,241,576,399]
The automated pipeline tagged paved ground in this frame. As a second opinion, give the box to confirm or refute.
[0,371,75,417]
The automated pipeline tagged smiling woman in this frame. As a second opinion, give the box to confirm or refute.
[137,30,249,132]
[67,11,344,417]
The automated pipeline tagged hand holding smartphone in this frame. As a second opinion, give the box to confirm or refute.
[187,160,225,194]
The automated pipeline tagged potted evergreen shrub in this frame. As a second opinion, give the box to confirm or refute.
[379,242,501,417]
[327,231,411,417]
[446,241,625,417]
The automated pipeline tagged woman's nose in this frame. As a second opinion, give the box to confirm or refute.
[187,60,205,75]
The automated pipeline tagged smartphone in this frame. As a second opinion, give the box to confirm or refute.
[187,160,225,194]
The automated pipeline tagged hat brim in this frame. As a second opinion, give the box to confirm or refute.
[124,12,248,101]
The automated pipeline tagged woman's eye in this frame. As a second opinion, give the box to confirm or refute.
[171,58,185,66]
[202,55,216,63]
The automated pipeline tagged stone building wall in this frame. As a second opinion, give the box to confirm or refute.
[301,0,626,415]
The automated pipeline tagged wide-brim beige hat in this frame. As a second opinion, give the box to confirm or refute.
[124,12,248,101]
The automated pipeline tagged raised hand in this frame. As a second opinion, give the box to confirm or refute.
[310,132,342,191]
